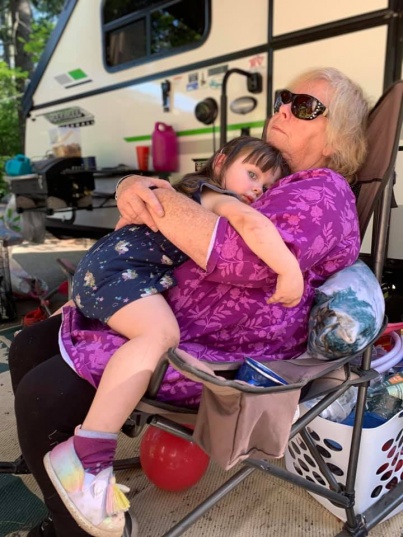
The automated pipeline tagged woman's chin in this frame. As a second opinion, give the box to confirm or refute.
[266,130,286,151]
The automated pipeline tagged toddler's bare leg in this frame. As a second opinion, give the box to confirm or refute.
[82,294,179,433]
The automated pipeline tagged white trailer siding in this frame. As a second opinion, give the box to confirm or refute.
[23,0,402,254]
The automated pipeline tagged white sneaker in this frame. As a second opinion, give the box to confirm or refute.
[44,437,130,537]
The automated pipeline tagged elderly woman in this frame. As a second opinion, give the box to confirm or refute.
[9,67,368,537]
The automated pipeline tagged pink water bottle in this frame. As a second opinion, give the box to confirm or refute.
[152,122,179,172]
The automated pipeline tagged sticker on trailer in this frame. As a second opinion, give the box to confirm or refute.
[208,79,222,89]
[54,69,92,89]
[188,73,199,83]
[207,65,228,77]
[186,81,199,91]
[248,55,264,69]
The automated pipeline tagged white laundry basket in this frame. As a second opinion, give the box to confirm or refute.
[285,408,403,521]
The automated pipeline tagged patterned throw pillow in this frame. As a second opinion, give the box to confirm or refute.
[308,260,385,360]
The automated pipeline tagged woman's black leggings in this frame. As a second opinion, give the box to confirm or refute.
[9,315,96,536]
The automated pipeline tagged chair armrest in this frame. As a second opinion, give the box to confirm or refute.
[145,356,170,398]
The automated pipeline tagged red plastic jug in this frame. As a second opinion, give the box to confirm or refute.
[152,122,179,172]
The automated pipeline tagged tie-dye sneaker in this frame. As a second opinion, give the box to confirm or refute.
[43,437,131,537]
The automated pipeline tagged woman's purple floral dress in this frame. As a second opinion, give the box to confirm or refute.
[60,168,360,407]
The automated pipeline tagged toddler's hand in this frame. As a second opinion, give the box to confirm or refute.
[267,270,304,307]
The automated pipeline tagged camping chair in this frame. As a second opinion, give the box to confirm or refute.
[118,80,403,537]
[1,81,402,537]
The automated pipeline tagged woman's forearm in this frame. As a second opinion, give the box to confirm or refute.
[151,189,218,269]
[216,201,299,275]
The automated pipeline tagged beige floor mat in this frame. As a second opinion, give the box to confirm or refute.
[1,346,403,536]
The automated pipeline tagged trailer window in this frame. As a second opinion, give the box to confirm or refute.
[103,0,210,68]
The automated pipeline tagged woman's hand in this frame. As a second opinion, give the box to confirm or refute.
[267,268,304,308]
[115,175,174,231]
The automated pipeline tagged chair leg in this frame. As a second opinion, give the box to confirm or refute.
[56,257,77,299]
[0,455,30,475]
[113,456,141,471]
[161,466,255,537]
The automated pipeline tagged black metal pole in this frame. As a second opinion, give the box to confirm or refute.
[267,0,274,119]
[219,92,227,148]
[219,68,258,148]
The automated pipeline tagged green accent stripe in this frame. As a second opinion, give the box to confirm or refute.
[177,127,217,137]
[227,120,265,131]
[69,68,87,80]
[124,120,265,143]
[124,134,152,142]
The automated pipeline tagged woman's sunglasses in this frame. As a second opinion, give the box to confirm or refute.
[273,90,328,121]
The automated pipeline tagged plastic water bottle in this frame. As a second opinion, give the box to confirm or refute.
[368,371,403,399]
[366,371,403,420]
[366,392,403,421]
[304,386,358,423]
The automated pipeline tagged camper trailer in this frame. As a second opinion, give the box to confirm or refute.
[8,0,403,256]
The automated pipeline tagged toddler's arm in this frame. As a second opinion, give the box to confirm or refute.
[201,191,304,307]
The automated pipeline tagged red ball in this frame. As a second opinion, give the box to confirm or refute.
[140,426,210,491]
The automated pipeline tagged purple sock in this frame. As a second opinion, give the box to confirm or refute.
[73,429,118,475]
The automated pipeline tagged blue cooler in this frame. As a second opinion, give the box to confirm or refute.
[5,154,32,176]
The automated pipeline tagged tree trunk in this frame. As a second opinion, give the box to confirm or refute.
[10,0,33,150]
[0,0,12,67]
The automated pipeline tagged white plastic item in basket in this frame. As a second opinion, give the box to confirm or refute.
[285,408,403,521]
[371,332,403,373]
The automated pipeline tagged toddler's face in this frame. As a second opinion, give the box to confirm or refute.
[223,156,281,204]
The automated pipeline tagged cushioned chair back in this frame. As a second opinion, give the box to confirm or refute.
[355,80,403,238]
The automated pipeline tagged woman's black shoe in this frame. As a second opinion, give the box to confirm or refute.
[27,515,55,537]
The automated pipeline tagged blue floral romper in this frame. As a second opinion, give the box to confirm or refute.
[72,182,235,323]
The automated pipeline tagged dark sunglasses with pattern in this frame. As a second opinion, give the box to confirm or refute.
[273,89,328,121]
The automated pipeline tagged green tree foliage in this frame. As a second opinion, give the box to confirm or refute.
[23,18,56,64]
[0,62,24,155]
[27,0,65,63]
[32,0,64,18]
[0,61,26,195]
[0,0,64,193]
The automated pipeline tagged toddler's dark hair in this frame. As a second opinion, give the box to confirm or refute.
[174,136,290,196]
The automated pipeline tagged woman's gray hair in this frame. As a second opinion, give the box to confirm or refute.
[288,67,370,180]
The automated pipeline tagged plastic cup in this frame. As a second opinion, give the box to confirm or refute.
[136,146,150,171]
